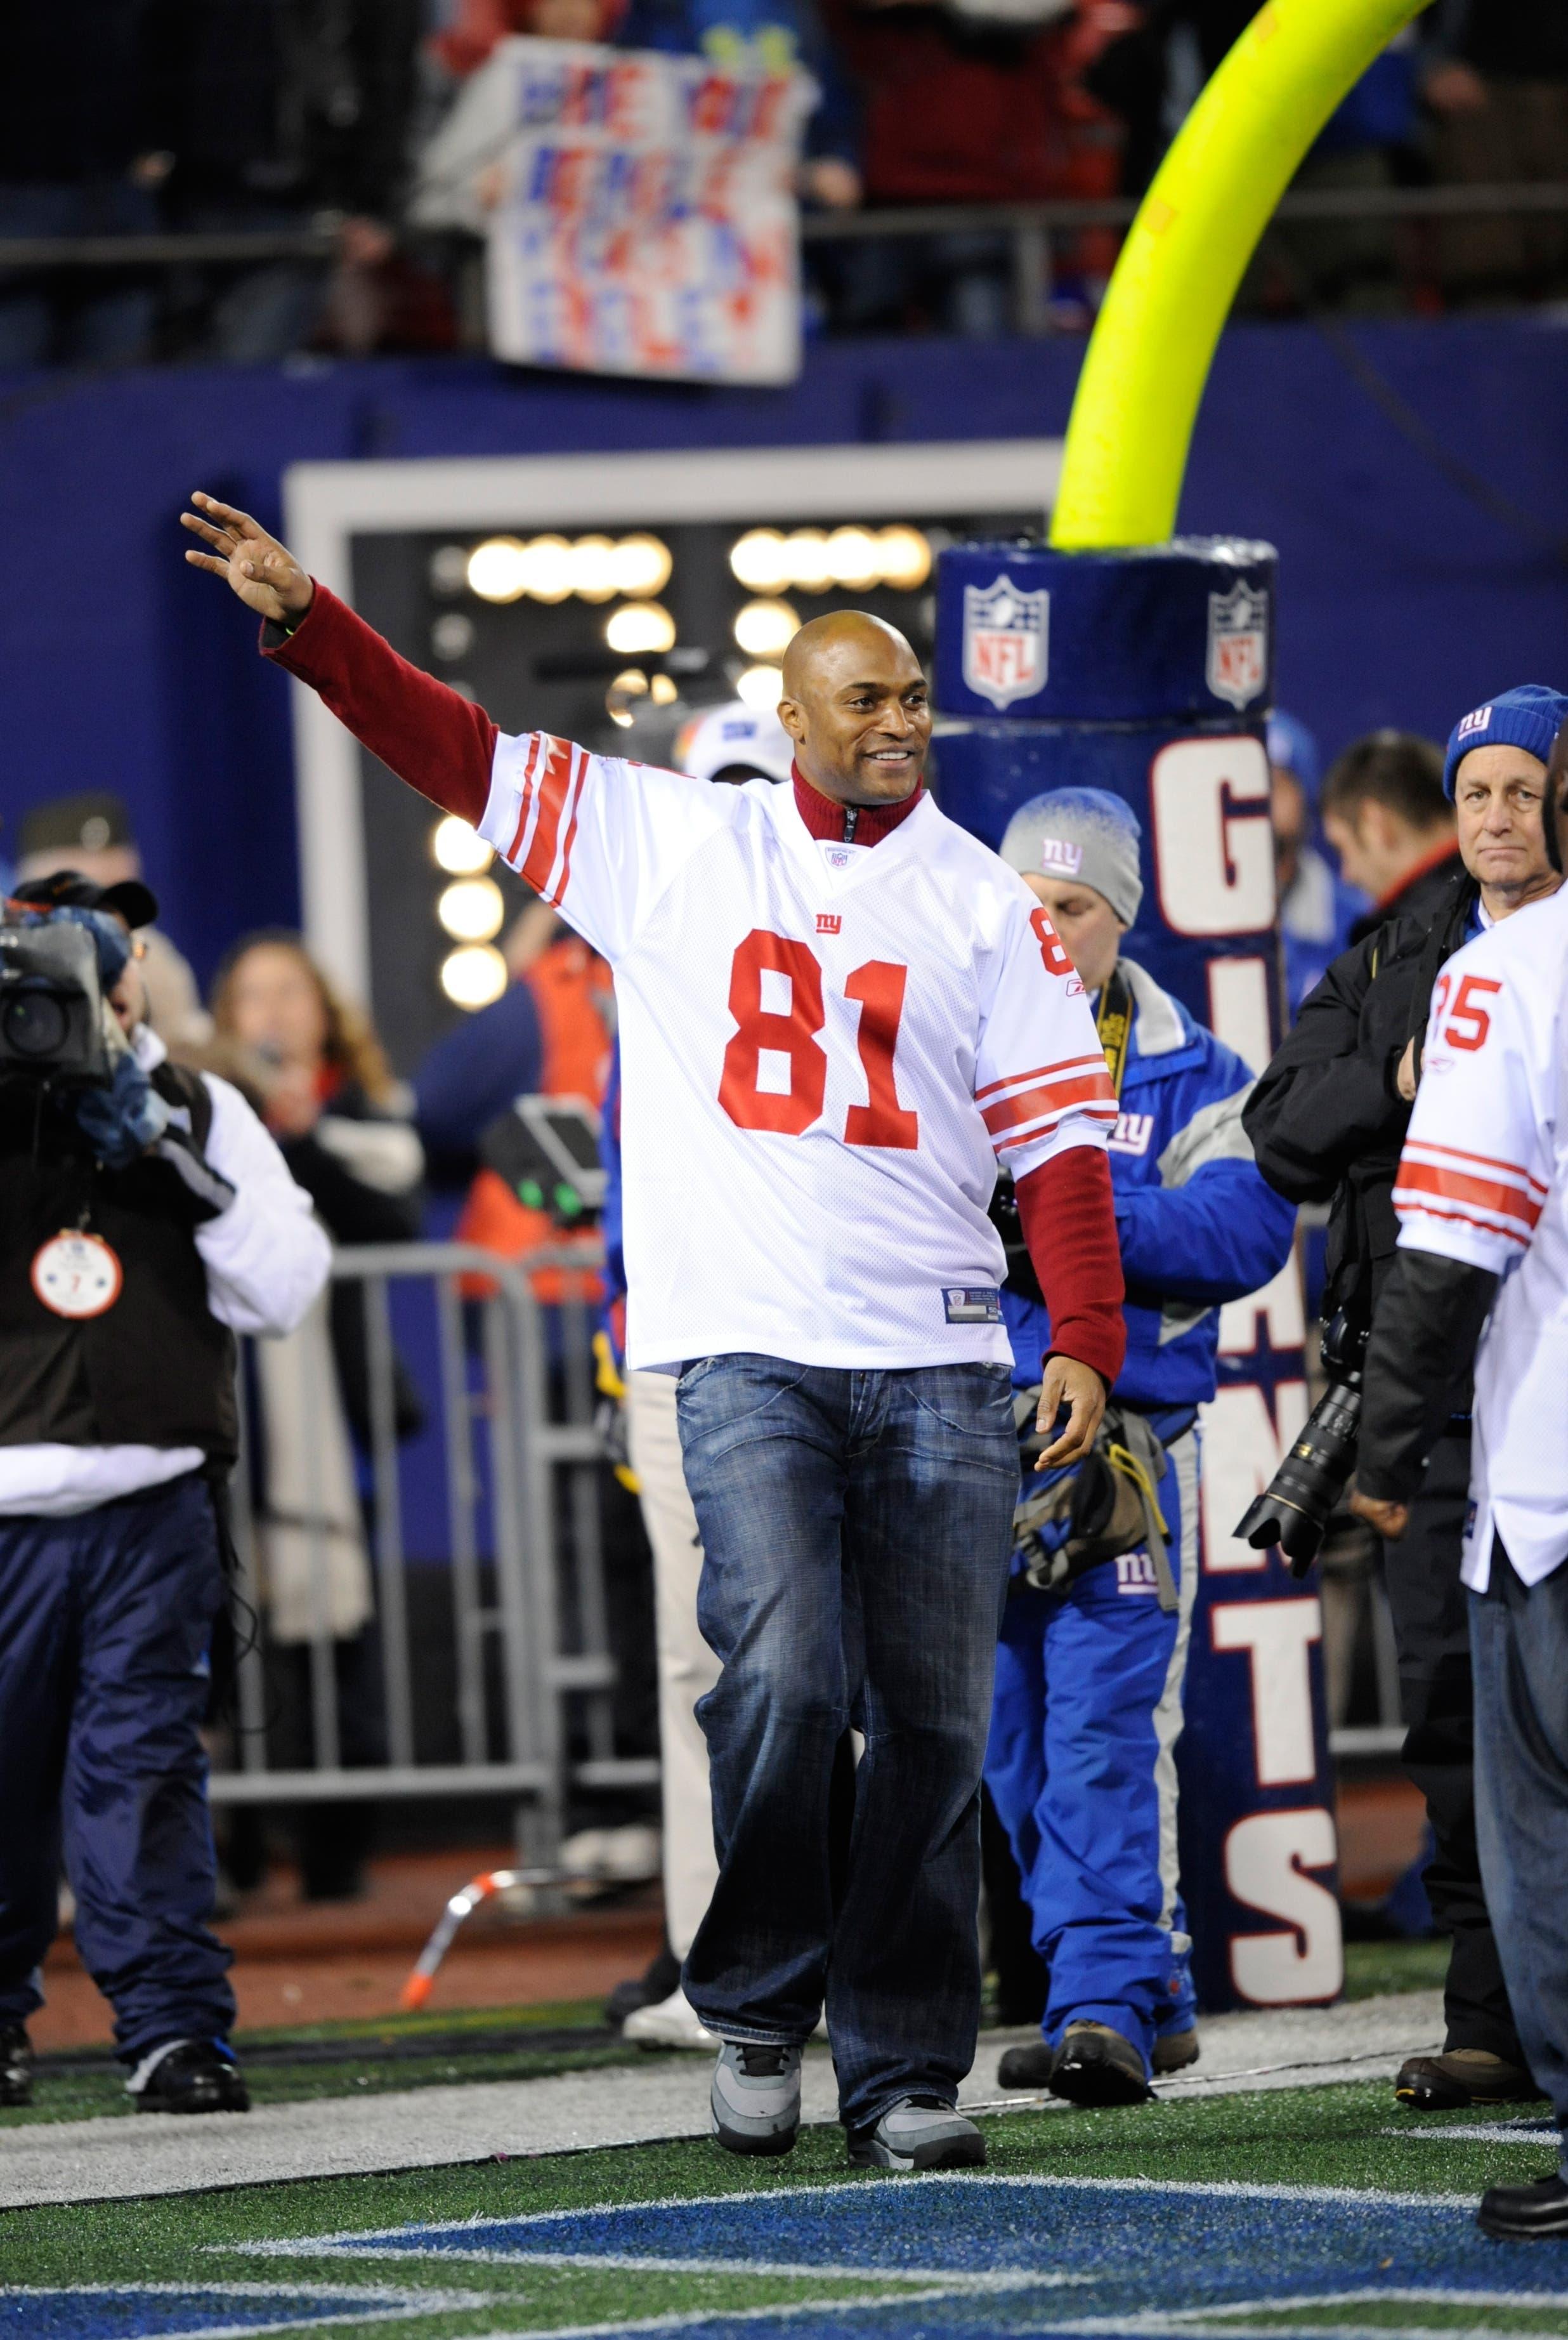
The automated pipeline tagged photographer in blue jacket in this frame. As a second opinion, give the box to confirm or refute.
[984,791,1296,2107]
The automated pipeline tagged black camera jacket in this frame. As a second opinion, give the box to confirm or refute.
[1243,867,1477,1322]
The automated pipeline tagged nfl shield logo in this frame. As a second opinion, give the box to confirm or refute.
[1206,579,1269,711]
[963,574,1049,709]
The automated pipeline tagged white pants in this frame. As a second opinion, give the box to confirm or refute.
[625,1368,721,1960]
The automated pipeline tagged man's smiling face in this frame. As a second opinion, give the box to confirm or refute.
[778,612,931,807]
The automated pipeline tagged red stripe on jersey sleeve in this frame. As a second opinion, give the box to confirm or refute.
[974,1053,1105,1106]
[983,1068,1118,1141]
[556,743,588,904]
[262,584,497,825]
[517,735,578,895]
[1394,1156,1542,1231]
[1016,1146,1125,1388]
[1392,1195,1532,1248]
[1405,1138,1549,1200]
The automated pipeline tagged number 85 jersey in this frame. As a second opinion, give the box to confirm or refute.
[480,734,1116,1371]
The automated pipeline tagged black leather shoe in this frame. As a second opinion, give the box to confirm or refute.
[1049,2021,1152,2107]
[0,2021,33,2107]
[129,2039,250,2114]
[1396,2049,1545,2112]
[1478,2174,1568,2239]
[997,2040,1056,2090]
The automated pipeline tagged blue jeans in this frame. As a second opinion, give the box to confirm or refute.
[1471,1536,1568,2160]
[984,1432,1200,2074]
[676,1354,1018,2130]
[0,1475,235,2060]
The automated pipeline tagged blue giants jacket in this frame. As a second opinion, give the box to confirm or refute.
[1003,959,1297,1409]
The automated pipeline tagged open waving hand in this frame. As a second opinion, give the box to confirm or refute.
[181,493,315,628]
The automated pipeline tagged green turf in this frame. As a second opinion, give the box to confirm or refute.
[1,2001,666,2128]
[1,2083,1558,2327]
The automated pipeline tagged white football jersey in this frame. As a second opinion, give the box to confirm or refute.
[478,736,1116,1370]
[1392,886,1568,1589]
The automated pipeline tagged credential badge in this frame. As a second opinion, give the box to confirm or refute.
[963,574,1049,710]
[1206,579,1269,711]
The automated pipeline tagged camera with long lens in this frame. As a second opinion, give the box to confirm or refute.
[0,919,112,1084]
[1234,1307,1369,1575]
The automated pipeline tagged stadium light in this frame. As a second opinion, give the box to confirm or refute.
[440,943,509,1009]
[783,530,834,593]
[736,665,784,709]
[728,524,932,596]
[465,532,673,606]
[466,537,531,603]
[733,599,799,658]
[429,544,471,595]
[875,525,932,589]
[438,876,505,943]
[606,603,676,655]
[825,527,880,589]
[613,534,674,597]
[568,536,618,601]
[431,815,492,875]
[729,529,792,593]
[431,613,474,662]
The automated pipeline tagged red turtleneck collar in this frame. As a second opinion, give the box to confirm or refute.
[791,762,924,846]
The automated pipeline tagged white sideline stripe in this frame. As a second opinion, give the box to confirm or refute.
[226,2167,1477,2259]
[1379,2122,1558,2146]
[1049,2291,1568,2340]
[1060,2325,1560,2340]
[275,2251,1088,2287]
[0,2281,488,2340]
[452,2287,1075,2340]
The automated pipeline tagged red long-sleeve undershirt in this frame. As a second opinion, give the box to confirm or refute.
[263,582,1125,1384]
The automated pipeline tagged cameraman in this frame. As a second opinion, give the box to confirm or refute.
[1245,685,1567,2113]
[0,874,330,2113]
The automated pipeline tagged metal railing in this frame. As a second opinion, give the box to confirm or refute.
[209,1240,651,1867]
[3,181,1566,340]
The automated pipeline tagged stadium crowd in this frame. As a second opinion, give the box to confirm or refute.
[1,0,1565,365]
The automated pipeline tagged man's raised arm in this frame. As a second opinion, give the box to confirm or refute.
[183,493,497,824]
[183,493,719,960]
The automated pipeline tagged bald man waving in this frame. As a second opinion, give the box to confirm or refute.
[183,495,1124,2172]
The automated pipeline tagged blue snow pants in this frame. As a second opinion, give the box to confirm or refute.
[984,1430,1200,2073]
[0,1473,237,2060]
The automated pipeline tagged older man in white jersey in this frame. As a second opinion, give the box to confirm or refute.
[1357,728,1568,2239]
[183,494,1125,2172]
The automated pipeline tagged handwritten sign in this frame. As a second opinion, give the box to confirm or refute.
[470,40,812,385]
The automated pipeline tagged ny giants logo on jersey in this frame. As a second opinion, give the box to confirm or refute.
[1206,579,1269,711]
[1115,1550,1160,1595]
[962,575,1049,709]
[816,912,842,935]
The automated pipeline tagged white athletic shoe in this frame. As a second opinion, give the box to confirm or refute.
[622,1987,719,2051]
[847,2095,986,2171]
[710,2039,803,2156]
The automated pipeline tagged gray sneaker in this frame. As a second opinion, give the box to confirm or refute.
[710,2040,803,2157]
[847,2094,986,2171]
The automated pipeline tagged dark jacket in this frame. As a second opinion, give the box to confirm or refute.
[0,1062,237,1459]
[1243,865,1477,1322]
[1347,843,1465,947]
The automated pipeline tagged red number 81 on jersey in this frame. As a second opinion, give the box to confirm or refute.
[717,928,919,1150]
